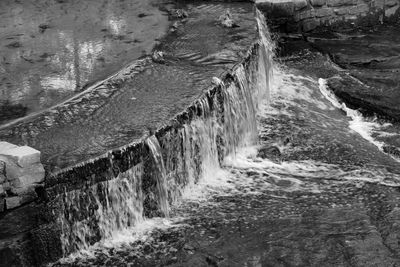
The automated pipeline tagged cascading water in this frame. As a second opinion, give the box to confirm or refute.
[55,7,275,263]
[51,5,400,266]
[59,163,144,256]
[144,136,170,217]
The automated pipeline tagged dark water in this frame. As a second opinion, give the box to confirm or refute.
[50,14,400,267]
[0,0,169,124]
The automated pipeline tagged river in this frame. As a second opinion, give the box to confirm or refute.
[46,8,400,267]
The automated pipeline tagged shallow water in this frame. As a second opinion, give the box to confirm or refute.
[0,2,257,170]
[0,0,169,123]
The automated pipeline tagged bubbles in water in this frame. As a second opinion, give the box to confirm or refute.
[56,6,278,263]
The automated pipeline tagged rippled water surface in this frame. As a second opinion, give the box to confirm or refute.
[0,2,257,169]
[0,0,169,123]
[54,55,400,267]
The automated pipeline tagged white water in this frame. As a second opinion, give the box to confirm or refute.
[59,163,144,256]
[55,8,276,262]
[145,135,170,217]
[318,78,395,154]
[53,8,400,265]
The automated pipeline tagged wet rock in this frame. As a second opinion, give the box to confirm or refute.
[257,145,281,159]
[138,13,150,18]
[218,10,239,28]
[170,21,182,33]
[38,23,51,33]
[152,51,165,64]
[383,146,400,158]
[0,234,34,267]
[212,77,222,85]
[31,224,63,265]
[327,75,400,121]
[5,41,22,48]
[169,9,188,20]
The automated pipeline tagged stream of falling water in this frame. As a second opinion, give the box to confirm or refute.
[52,7,400,266]
[54,9,274,263]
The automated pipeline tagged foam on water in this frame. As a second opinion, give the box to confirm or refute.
[53,8,400,266]
[252,65,400,188]
[56,217,185,265]
[55,10,276,262]
[318,78,390,151]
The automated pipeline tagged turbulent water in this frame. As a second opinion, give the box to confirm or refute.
[52,9,272,264]
[52,9,400,267]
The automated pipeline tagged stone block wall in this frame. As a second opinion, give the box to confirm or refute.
[0,142,45,212]
[257,0,400,32]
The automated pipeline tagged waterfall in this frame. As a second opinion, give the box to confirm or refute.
[144,136,170,217]
[59,163,144,255]
[256,9,275,106]
[57,7,275,259]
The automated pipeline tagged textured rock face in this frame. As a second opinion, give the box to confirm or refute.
[257,0,400,32]
[0,142,44,212]
[307,25,400,122]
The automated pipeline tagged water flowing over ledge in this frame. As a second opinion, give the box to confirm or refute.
[0,4,275,266]
[56,23,274,258]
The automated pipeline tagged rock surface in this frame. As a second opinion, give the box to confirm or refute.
[309,25,400,122]
[257,0,400,32]
[51,44,400,267]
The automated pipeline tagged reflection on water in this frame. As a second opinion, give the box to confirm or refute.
[0,0,169,124]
